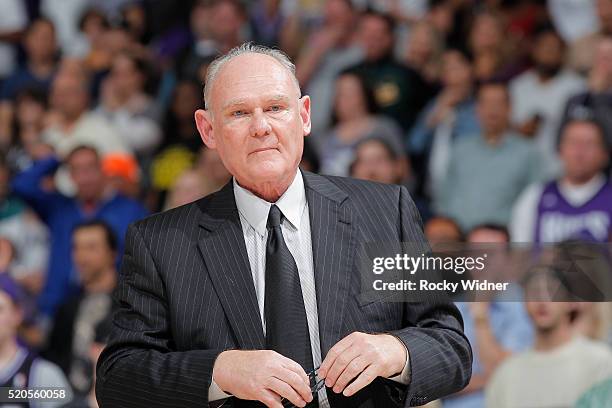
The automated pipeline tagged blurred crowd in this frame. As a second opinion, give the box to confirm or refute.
[0,0,612,407]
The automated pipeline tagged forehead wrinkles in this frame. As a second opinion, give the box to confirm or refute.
[208,54,300,111]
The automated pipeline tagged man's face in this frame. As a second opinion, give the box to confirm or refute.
[357,15,393,61]
[73,226,115,286]
[195,53,311,191]
[442,51,472,87]
[67,149,106,202]
[560,122,608,183]
[50,75,89,120]
[334,74,368,121]
[477,85,510,134]
[526,301,572,332]
[111,55,143,97]
[532,32,564,76]
[25,20,56,62]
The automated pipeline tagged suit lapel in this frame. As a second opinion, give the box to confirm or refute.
[302,171,355,355]
[196,181,265,349]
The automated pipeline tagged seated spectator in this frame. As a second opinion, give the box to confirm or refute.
[403,21,443,85]
[0,153,48,295]
[467,11,517,82]
[68,8,110,60]
[0,274,73,407]
[10,146,148,316]
[4,88,54,173]
[43,70,131,196]
[443,224,533,408]
[350,137,426,220]
[296,0,361,135]
[43,72,129,160]
[95,52,162,156]
[346,9,434,131]
[438,82,545,232]
[0,18,58,102]
[485,269,612,407]
[510,25,585,173]
[349,137,407,185]
[511,119,611,243]
[318,72,404,176]
[44,221,117,396]
[424,216,463,246]
[177,0,247,80]
[560,36,612,151]
[409,48,480,199]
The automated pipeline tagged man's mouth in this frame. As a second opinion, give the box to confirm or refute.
[250,147,278,154]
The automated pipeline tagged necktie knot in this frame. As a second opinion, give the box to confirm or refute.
[267,205,283,229]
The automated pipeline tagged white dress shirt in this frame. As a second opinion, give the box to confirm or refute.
[209,170,409,405]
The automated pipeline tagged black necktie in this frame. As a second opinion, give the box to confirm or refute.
[264,205,314,373]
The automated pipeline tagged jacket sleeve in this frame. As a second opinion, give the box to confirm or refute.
[10,156,62,221]
[95,223,224,407]
[389,186,473,406]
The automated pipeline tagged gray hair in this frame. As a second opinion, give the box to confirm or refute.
[203,42,301,110]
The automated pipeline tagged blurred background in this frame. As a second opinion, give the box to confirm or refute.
[0,0,611,407]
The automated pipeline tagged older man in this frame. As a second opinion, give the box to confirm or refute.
[96,44,471,408]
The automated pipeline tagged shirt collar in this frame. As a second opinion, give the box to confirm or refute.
[233,169,306,236]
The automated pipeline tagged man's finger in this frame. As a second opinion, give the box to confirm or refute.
[332,356,369,393]
[260,389,284,408]
[268,377,307,408]
[342,365,379,397]
[280,357,310,386]
[277,367,313,403]
[319,333,356,377]
[324,345,361,388]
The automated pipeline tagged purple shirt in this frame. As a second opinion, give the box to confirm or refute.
[535,181,612,243]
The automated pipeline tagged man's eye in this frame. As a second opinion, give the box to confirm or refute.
[268,105,282,112]
[232,110,246,117]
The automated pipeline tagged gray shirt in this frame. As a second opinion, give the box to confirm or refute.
[438,131,545,231]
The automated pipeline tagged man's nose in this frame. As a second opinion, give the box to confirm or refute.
[249,109,272,138]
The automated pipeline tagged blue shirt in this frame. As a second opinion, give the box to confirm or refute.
[0,66,54,100]
[11,157,148,315]
[443,295,534,408]
[407,97,480,155]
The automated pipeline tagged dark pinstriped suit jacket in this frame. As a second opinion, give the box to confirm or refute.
[96,171,472,407]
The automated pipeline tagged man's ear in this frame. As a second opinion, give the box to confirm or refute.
[299,95,312,137]
[195,109,216,149]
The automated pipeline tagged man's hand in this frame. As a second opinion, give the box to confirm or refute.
[212,350,313,408]
[319,332,407,397]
